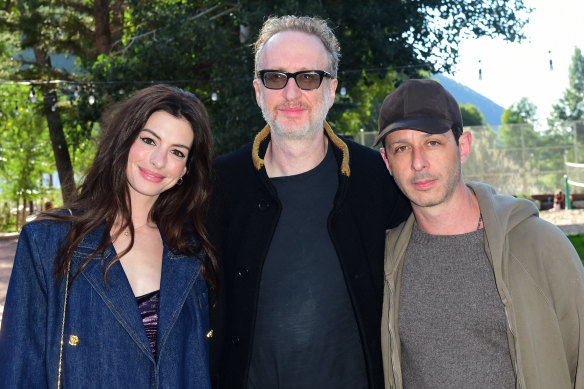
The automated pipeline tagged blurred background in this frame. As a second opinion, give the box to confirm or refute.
[1,0,583,230]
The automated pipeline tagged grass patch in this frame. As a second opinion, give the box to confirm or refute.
[568,235,584,265]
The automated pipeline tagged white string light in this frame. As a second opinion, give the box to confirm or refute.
[478,59,482,81]
[0,52,560,121]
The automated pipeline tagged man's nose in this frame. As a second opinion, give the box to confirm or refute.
[282,76,303,100]
[411,147,428,171]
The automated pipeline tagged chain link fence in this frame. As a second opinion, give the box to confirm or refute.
[353,120,584,196]
[2,120,584,198]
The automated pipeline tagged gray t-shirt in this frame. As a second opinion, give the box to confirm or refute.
[399,223,515,388]
[248,148,368,389]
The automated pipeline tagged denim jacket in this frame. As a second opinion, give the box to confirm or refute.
[0,219,211,389]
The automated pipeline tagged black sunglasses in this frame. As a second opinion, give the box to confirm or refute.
[258,69,333,90]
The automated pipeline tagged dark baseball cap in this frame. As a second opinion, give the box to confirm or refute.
[374,79,463,146]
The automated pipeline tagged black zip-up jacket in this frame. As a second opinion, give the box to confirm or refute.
[208,122,410,388]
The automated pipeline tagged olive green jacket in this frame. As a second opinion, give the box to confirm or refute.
[381,181,584,388]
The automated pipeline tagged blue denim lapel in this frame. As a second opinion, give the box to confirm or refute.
[157,237,203,354]
[72,225,153,359]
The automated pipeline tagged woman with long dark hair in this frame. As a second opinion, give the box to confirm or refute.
[0,84,216,388]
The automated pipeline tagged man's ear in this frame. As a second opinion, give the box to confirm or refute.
[253,79,261,107]
[459,131,472,164]
[380,147,393,176]
[328,78,338,109]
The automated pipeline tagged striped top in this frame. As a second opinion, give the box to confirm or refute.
[136,290,160,358]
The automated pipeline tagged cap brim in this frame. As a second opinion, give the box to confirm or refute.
[373,117,454,146]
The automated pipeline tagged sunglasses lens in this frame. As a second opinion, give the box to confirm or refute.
[296,72,321,90]
[263,72,288,89]
[260,71,326,90]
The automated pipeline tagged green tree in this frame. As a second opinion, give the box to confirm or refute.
[549,47,584,124]
[0,85,55,229]
[241,0,530,75]
[0,0,123,204]
[0,0,532,175]
[334,70,405,136]
[548,47,584,162]
[89,0,257,155]
[460,103,486,126]
[88,0,531,154]
[500,97,568,190]
[499,97,540,148]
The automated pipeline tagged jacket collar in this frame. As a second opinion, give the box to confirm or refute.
[251,121,351,177]
[71,224,203,361]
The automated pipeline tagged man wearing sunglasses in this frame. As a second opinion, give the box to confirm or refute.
[208,15,410,389]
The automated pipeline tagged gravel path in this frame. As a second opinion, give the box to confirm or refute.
[539,209,584,235]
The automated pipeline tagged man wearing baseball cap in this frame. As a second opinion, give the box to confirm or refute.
[377,79,584,388]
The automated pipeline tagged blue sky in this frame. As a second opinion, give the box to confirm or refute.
[449,0,584,126]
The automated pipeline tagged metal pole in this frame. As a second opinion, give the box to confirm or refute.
[521,124,527,194]
[565,174,572,210]
[574,121,579,163]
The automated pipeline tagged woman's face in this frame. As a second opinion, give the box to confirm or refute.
[126,110,194,204]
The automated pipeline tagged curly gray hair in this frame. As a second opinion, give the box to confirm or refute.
[253,15,341,78]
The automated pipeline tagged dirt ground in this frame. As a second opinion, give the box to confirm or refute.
[539,209,584,235]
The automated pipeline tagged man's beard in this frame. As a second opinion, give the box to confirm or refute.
[396,161,462,209]
[260,90,331,140]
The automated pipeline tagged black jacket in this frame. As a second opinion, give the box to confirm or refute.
[208,123,410,388]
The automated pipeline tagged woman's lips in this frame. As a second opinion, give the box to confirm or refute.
[139,167,164,183]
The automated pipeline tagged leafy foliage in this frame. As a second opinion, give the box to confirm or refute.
[0,85,56,227]
[496,97,572,191]
[89,0,261,155]
[241,0,530,74]
[550,47,584,124]
[0,0,111,203]
[332,70,404,135]
[88,0,530,155]
[547,47,584,163]
[460,103,485,126]
[0,0,532,190]
[499,97,540,148]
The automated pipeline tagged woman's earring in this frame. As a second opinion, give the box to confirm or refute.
[177,177,183,186]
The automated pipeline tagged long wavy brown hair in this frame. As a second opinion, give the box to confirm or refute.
[43,84,217,294]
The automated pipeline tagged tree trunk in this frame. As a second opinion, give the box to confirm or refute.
[22,197,26,226]
[29,46,77,205]
[42,88,77,205]
[110,0,126,43]
[94,0,111,55]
